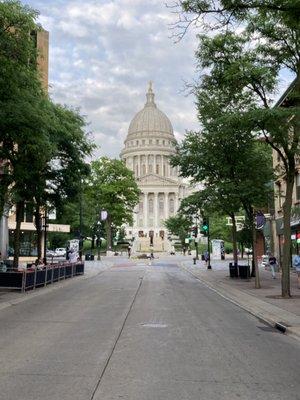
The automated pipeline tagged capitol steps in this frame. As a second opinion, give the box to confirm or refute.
[134,237,171,253]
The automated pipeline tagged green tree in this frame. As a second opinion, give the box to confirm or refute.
[164,214,192,250]
[86,158,140,250]
[176,0,300,298]
[172,105,272,281]
[0,1,94,266]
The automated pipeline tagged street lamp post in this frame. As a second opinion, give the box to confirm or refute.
[207,216,212,269]
[43,207,49,262]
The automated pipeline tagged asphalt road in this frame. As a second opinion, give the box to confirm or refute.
[0,259,299,400]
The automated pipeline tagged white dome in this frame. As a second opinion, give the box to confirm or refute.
[128,83,174,137]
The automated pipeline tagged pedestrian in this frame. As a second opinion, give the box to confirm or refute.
[293,252,300,289]
[204,250,209,264]
[268,253,277,279]
[127,245,131,259]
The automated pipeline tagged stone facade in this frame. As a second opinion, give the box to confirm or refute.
[120,83,189,248]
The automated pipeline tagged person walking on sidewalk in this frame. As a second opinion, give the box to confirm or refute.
[268,254,277,279]
[293,252,300,288]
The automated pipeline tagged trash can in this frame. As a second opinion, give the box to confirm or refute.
[229,262,238,278]
[90,254,94,261]
[238,265,250,279]
[85,253,91,261]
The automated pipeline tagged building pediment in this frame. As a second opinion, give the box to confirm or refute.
[137,174,179,186]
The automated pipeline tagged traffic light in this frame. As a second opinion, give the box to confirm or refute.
[201,218,209,236]
[191,226,198,238]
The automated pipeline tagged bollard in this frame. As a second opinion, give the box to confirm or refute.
[193,257,196,265]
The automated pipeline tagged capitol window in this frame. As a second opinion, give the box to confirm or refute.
[156,165,159,174]
[156,139,159,145]
[142,140,145,145]
[149,139,152,145]
[136,140,139,146]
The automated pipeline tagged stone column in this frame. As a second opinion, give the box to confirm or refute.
[174,193,179,214]
[145,155,148,175]
[138,155,141,178]
[133,204,138,228]
[144,192,148,229]
[161,155,164,177]
[164,192,169,220]
[154,192,158,229]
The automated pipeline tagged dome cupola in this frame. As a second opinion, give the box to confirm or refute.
[127,82,174,138]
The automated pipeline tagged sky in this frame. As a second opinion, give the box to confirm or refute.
[24,0,200,159]
[24,0,294,161]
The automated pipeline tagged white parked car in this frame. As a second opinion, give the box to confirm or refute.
[46,249,55,258]
[55,248,66,257]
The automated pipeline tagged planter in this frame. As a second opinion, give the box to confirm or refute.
[0,263,85,292]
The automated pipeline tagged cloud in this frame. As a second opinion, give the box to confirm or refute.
[26,0,200,158]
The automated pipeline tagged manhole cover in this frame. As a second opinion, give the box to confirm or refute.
[141,323,168,328]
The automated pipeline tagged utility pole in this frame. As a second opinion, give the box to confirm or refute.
[207,216,212,270]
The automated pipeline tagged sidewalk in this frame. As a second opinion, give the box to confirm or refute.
[0,259,113,311]
[180,258,300,341]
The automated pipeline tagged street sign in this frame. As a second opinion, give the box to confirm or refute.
[255,211,266,230]
[100,210,108,221]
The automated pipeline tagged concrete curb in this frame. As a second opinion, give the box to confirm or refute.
[0,262,113,313]
[179,262,300,342]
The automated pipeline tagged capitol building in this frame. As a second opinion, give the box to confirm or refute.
[120,83,190,251]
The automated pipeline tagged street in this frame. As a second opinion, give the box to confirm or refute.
[0,258,299,400]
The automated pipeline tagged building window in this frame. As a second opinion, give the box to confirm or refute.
[149,164,153,173]
[163,140,165,145]
[142,164,146,175]
[142,140,145,145]
[163,165,166,176]
[156,139,159,145]
[156,165,159,174]
[136,140,139,146]
[149,139,152,145]
[296,174,300,201]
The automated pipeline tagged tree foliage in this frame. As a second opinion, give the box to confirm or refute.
[164,214,192,249]
[85,158,140,249]
[175,0,300,297]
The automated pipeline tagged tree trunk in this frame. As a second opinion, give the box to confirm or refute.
[252,210,260,289]
[13,201,24,269]
[281,173,294,298]
[34,205,42,260]
[231,214,238,266]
